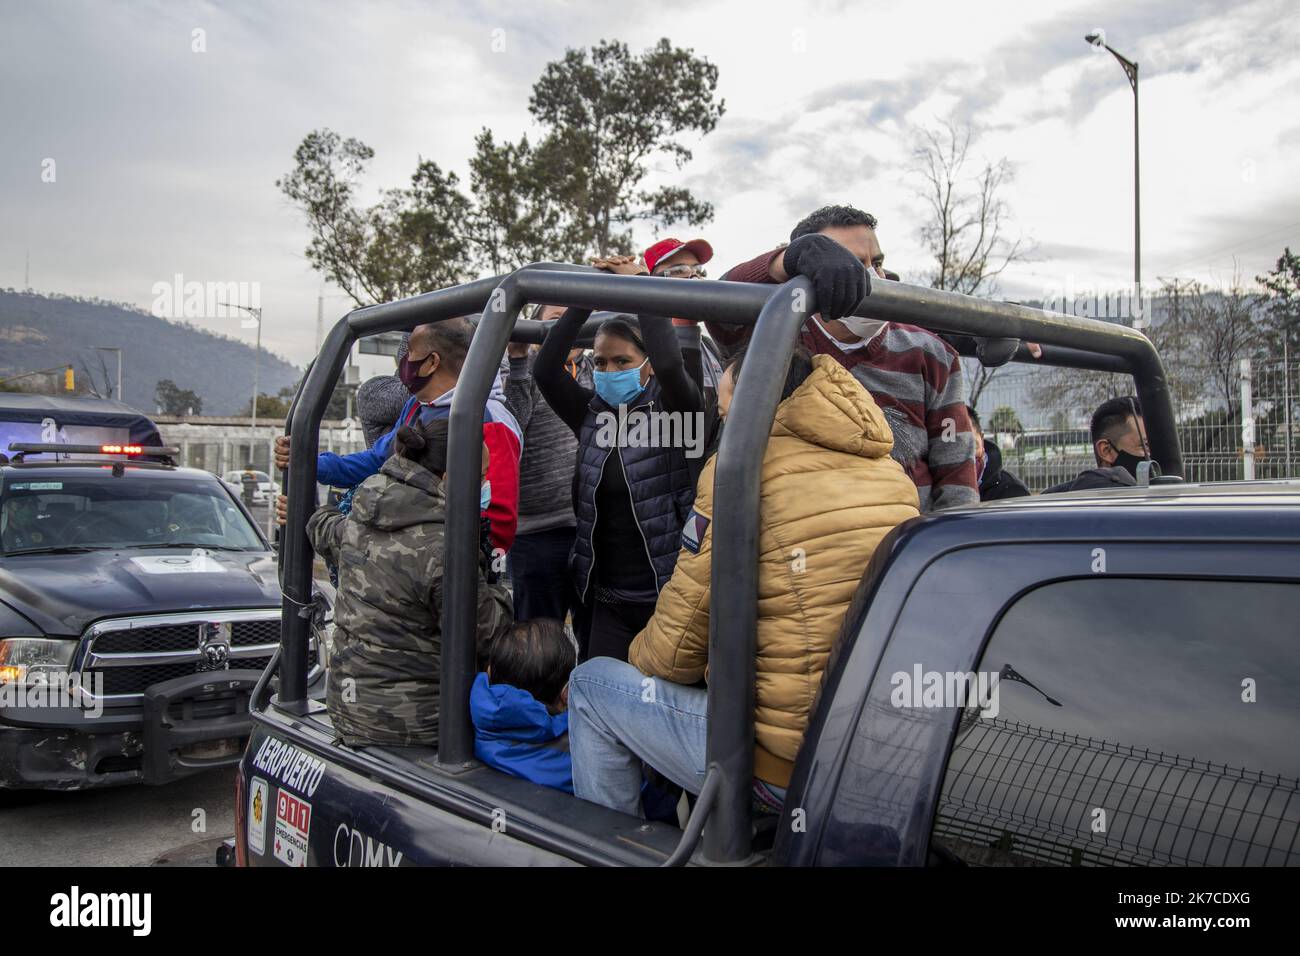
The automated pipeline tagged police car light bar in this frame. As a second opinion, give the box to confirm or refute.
[7,442,180,457]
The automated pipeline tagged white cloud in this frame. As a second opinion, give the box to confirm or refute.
[1,0,1296,370]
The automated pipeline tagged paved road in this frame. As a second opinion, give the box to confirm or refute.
[0,767,236,866]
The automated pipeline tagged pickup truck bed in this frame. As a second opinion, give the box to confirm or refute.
[242,703,686,867]
[241,482,1300,867]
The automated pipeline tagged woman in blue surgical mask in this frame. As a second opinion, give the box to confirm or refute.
[534,304,708,663]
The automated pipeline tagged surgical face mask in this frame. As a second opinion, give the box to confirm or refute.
[593,359,648,406]
[398,354,434,394]
[479,480,492,512]
[837,316,887,341]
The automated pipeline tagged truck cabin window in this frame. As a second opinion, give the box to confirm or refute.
[930,577,1300,867]
[0,476,263,554]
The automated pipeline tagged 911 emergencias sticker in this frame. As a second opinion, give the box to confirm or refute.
[273,791,311,867]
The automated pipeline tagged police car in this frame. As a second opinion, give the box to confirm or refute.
[0,395,321,790]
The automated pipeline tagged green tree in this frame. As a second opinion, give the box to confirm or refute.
[467,129,584,272]
[524,37,725,257]
[277,132,472,308]
[155,379,203,416]
[1257,247,1300,360]
[278,38,725,294]
[240,392,292,419]
[988,405,1023,435]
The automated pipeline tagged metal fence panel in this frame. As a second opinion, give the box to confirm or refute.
[970,358,1300,491]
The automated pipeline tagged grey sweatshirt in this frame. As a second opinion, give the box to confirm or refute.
[502,352,592,535]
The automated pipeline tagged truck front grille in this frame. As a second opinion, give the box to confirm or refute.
[89,617,283,654]
[76,610,320,702]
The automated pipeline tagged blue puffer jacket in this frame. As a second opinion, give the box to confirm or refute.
[469,672,572,793]
[571,378,695,604]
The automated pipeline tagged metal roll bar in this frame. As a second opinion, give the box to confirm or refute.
[279,262,1183,865]
[702,278,813,864]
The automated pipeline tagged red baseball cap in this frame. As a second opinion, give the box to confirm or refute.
[644,237,713,275]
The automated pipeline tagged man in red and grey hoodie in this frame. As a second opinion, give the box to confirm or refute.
[713,205,978,512]
[276,317,522,553]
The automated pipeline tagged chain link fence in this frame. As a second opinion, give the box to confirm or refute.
[970,358,1300,492]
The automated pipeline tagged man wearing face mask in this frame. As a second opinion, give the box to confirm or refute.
[1044,396,1152,493]
[276,317,522,553]
[712,204,979,512]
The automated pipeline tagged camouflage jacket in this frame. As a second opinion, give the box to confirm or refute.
[307,453,513,747]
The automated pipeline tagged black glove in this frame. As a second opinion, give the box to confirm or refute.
[781,233,870,321]
[479,514,499,584]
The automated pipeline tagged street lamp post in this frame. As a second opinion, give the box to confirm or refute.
[217,303,264,468]
[92,346,122,401]
[1085,31,1140,321]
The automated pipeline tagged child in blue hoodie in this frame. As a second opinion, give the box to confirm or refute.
[471,618,576,793]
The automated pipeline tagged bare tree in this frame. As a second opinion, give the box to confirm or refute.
[1189,267,1265,418]
[913,119,1031,406]
[1027,274,1252,424]
[77,350,115,400]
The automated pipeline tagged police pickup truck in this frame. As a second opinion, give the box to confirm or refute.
[0,395,322,790]
[237,267,1299,867]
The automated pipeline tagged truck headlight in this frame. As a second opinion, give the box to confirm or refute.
[0,638,76,685]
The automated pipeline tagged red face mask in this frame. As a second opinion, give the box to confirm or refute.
[398,354,434,394]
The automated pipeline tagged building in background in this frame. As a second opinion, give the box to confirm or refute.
[153,415,364,476]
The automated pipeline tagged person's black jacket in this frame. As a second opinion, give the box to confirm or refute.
[1043,465,1137,494]
[979,439,1030,501]
[534,309,707,605]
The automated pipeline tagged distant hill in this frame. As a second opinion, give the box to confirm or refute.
[0,290,302,415]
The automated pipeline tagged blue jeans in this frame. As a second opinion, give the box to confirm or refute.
[507,527,575,622]
[569,657,711,817]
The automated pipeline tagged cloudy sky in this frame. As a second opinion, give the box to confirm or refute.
[2,0,1297,367]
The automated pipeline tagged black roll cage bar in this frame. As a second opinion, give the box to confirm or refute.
[278,263,1182,866]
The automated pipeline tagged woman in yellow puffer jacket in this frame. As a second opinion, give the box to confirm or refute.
[568,348,920,817]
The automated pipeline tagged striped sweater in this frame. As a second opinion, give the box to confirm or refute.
[716,248,979,511]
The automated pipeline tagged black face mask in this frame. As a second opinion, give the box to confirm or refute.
[1109,445,1150,480]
